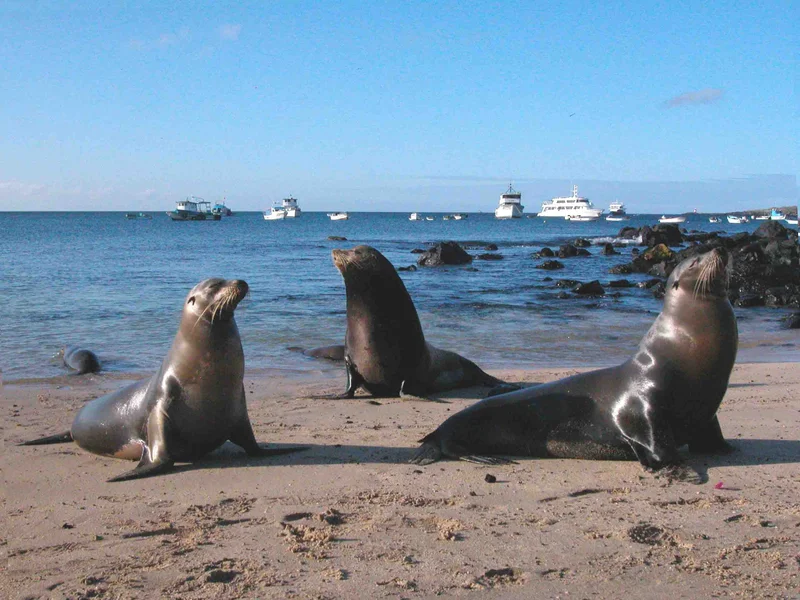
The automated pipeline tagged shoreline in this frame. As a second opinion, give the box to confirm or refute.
[4,363,799,599]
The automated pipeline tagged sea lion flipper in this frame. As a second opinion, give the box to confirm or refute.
[460,455,517,465]
[19,431,73,446]
[410,443,443,465]
[688,416,736,455]
[107,454,175,482]
[246,444,311,457]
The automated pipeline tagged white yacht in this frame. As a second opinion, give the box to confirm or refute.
[263,206,286,220]
[726,215,747,224]
[605,201,630,221]
[281,195,301,218]
[409,212,422,221]
[328,212,349,221]
[659,215,687,224]
[709,216,722,223]
[494,184,524,219]
[537,185,602,220]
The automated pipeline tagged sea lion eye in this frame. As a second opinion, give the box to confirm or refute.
[188,297,196,305]
[672,281,680,290]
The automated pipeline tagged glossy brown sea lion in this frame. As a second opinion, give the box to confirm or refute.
[330,245,509,398]
[21,278,305,481]
[412,247,737,482]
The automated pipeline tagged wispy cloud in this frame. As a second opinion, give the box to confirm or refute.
[219,24,242,41]
[0,180,48,196]
[664,88,724,108]
[130,27,191,51]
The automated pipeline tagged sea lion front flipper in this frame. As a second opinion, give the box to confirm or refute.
[688,415,736,455]
[616,396,686,471]
[229,397,310,458]
[399,380,449,403]
[107,451,175,482]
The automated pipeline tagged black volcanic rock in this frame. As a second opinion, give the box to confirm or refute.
[608,279,634,288]
[484,243,498,251]
[558,244,579,258]
[535,247,555,258]
[327,236,347,241]
[555,279,581,288]
[618,226,639,239]
[640,224,684,247]
[411,248,426,254]
[397,265,417,271]
[573,280,605,295]
[417,241,473,266]
[535,260,564,270]
[601,243,619,255]
[782,313,800,329]
[573,238,592,248]
[753,221,789,240]
[477,253,503,260]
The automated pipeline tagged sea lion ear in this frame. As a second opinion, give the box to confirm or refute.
[188,296,196,305]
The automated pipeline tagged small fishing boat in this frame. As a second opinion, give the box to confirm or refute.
[565,214,600,222]
[726,215,746,224]
[708,216,722,223]
[425,216,434,221]
[212,200,233,217]
[280,195,301,218]
[167,197,220,221]
[769,208,787,220]
[785,214,798,226]
[658,215,687,224]
[263,207,287,220]
[452,213,468,220]
[409,212,422,221]
[328,212,349,221]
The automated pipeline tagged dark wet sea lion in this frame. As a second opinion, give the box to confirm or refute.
[62,346,101,374]
[330,245,508,398]
[22,278,305,481]
[413,248,737,482]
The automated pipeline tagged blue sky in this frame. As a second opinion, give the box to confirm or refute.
[1,1,796,212]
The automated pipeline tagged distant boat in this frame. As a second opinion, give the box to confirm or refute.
[708,216,722,223]
[495,184,524,219]
[328,212,349,221]
[452,213,468,220]
[425,216,434,221]
[263,206,286,220]
[605,201,630,221]
[754,214,770,220]
[212,200,233,217]
[726,215,746,224]
[538,185,603,220]
[785,214,798,226]
[281,195,301,218]
[125,212,151,220]
[770,208,787,220]
[659,215,687,224]
[409,212,422,221]
[565,214,600,222]
[167,197,220,221]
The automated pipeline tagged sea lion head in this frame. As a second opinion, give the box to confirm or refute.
[184,278,249,324]
[666,247,730,301]
[331,245,388,276]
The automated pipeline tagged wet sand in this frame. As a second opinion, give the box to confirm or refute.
[3,363,799,599]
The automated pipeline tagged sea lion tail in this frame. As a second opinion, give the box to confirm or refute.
[19,431,73,445]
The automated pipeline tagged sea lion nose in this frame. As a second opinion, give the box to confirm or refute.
[714,246,729,264]
[232,279,249,297]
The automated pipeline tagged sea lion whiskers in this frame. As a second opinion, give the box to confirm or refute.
[693,252,724,299]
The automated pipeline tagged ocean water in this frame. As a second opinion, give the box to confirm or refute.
[2,211,797,381]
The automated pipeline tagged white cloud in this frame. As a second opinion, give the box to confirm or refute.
[665,88,724,108]
[219,24,242,41]
[0,180,48,196]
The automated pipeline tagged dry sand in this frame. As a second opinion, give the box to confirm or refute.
[3,363,799,599]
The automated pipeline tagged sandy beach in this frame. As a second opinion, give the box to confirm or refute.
[3,363,799,599]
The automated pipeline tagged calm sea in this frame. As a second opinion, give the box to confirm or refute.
[2,211,797,381]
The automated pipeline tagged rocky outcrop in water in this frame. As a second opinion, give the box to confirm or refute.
[608,221,799,307]
[417,241,473,266]
[535,260,564,270]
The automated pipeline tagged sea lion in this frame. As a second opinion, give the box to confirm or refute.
[61,346,101,374]
[412,247,737,482]
[22,278,305,481]
[330,245,508,398]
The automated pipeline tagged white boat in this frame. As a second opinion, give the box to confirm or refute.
[263,207,286,220]
[605,201,630,221]
[658,215,687,224]
[726,215,746,224]
[709,216,722,223]
[538,185,603,220]
[566,214,600,222]
[452,213,468,220]
[425,216,434,221]
[281,195,301,218]
[328,212,349,221]
[754,215,770,220]
[409,212,422,221]
[495,184,524,219]
[785,215,798,226]
[769,208,787,220]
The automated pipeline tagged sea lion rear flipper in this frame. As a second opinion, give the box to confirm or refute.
[410,442,443,465]
[107,452,175,482]
[460,455,517,465]
[18,431,73,446]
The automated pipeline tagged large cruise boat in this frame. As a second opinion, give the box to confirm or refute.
[494,184,524,219]
[281,195,301,218]
[537,185,603,220]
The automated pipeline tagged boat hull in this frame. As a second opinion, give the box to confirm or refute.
[495,204,523,219]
